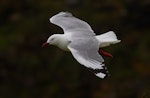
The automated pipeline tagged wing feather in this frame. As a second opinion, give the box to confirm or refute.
[68,39,108,78]
[50,12,94,33]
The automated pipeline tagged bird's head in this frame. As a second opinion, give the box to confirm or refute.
[42,34,60,47]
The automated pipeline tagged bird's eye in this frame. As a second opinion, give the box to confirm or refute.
[51,38,54,41]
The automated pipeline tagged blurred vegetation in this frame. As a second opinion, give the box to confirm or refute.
[0,0,150,98]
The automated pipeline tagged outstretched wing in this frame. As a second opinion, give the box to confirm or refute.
[68,37,108,79]
[50,12,94,33]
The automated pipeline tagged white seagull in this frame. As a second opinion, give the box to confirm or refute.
[42,12,121,79]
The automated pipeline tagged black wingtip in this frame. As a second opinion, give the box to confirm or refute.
[87,66,109,79]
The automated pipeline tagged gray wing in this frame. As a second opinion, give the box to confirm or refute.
[50,12,94,33]
[68,37,108,79]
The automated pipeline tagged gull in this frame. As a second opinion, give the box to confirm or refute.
[42,12,121,79]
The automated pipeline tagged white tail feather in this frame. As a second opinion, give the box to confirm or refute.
[96,31,121,48]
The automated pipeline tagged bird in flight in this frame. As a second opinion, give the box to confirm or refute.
[42,12,121,79]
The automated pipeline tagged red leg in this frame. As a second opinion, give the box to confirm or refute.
[98,49,113,58]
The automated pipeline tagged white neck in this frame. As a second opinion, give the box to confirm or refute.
[53,34,70,51]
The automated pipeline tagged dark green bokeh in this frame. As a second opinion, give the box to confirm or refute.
[0,0,150,98]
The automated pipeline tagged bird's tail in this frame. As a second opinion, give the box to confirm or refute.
[96,31,121,48]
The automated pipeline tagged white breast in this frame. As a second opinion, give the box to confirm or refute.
[54,35,71,51]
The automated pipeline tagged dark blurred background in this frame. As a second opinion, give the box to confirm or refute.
[0,0,150,98]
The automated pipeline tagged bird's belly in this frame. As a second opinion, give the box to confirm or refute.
[56,40,70,51]
[58,44,70,51]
